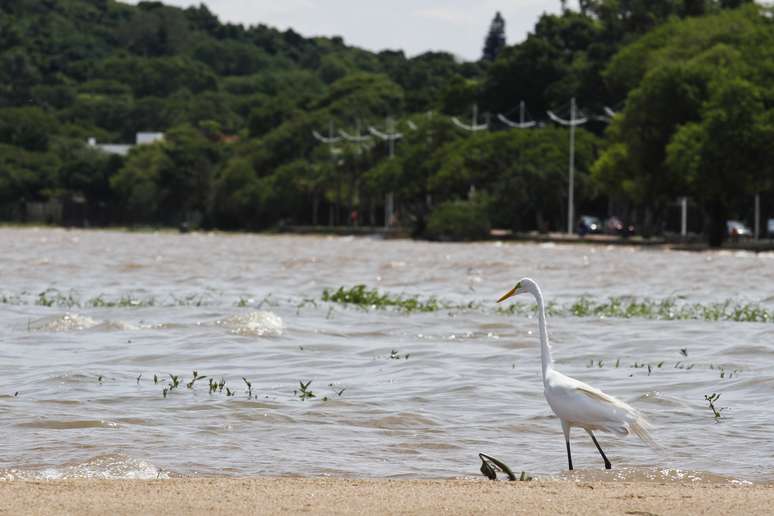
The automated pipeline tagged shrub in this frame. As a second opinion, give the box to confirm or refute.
[425,199,491,241]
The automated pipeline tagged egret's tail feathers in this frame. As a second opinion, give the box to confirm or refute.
[629,414,656,448]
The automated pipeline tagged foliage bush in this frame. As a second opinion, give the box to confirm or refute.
[425,199,491,241]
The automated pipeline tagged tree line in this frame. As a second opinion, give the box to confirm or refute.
[0,0,770,245]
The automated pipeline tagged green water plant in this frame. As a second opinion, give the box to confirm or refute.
[704,393,724,418]
[186,371,206,389]
[296,380,316,400]
[322,285,441,313]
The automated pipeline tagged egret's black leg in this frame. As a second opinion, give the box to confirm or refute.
[588,431,612,470]
[565,440,573,470]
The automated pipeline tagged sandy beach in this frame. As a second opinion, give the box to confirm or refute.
[1,478,773,515]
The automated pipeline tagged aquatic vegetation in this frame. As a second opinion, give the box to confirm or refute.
[322,285,441,313]
[704,393,724,419]
[168,375,181,389]
[497,295,774,323]
[296,298,318,315]
[242,377,252,398]
[186,371,206,389]
[36,289,79,308]
[296,380,316,400]
[6,283,774,325]
[328,383,346,397]
[87,295,156,308]
[324,285,774,323]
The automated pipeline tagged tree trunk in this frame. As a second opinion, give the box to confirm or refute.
[536,210,546,234]
[706,199,727,248]
[312,192,319,226]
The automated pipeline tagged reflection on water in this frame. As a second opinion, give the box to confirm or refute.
[1,228,773,482]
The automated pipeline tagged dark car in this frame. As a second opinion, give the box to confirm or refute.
[577,215,602,236]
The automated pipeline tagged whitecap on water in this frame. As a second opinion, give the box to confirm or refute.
[28,313,99,332]
[0,454,169,480]
[27,314,138,332]
[544,466,751,484]
[216,310,284,337]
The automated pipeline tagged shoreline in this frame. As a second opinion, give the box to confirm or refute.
[1,477,773,515]
[3,222,774,252]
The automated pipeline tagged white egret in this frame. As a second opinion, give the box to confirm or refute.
[497,278,652,470]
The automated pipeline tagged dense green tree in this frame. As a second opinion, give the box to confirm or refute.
[666,78,773,245]
[595,4,774,243]
[482,12,506,61]
[1,0,773,242]
[0,106,59,151]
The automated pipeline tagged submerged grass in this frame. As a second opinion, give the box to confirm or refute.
[322,285,774,323]
[321,285,771,323]
[0,289,217,308]
[322,285,442,313]
[3,283,773,324]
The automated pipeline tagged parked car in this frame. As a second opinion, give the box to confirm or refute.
[727,220,752,239]
[605,216,636,237]
[577,215,602,236]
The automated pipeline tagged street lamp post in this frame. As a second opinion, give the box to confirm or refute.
[312,121,342,226]
[548,98,588,235]
[369,118,403,228]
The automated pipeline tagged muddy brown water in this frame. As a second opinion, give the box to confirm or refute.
[1,228,772,482]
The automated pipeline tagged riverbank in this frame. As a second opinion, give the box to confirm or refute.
[1,478,772,515]
[4,222,773,251]
[284,225,774,252]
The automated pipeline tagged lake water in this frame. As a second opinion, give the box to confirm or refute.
[1,227,773,482]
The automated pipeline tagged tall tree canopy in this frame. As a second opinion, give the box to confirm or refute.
[482,12,507,61]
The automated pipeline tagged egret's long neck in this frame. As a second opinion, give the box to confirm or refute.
[529,284,553,379]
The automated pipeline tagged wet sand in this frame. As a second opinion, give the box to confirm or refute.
[1,478,773,515]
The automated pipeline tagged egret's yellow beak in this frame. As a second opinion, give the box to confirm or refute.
[497,286,517,303]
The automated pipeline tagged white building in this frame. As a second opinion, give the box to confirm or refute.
[87,132,164,156]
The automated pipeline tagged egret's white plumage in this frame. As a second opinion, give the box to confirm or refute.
[498,278,652,470]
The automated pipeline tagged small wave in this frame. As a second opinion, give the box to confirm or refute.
[544,466,751,484]
[0,454,169,480]
[16,419,119,430]
[216,311,284,337]
[27,314,140,332]
[28,313,99,332]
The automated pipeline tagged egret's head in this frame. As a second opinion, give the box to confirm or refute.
[497,280,525,303]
